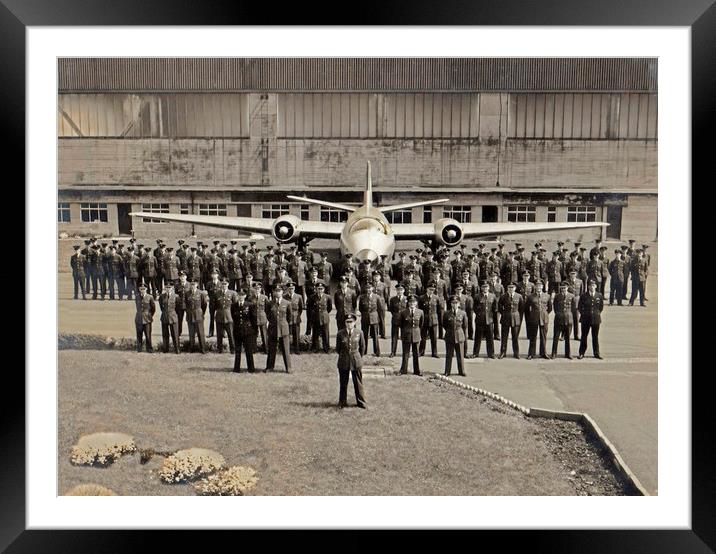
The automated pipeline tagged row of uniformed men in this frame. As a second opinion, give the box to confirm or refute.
[132,266,607,378]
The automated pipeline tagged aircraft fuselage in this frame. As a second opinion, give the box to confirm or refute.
[339,206,395,262]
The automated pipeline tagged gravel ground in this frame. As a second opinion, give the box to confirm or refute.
[58,350,630,496]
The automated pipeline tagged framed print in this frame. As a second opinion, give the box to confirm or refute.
[8,0,709,550]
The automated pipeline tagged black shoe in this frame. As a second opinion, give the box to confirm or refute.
[432,354,439,358]
[595,355,603,360]
[399,370,407,375]
[489,355,496,359]
[458,372,466,376]
[414,371,422,376]
[444,372,450,376]
[566,355,573,360]
[498,353,505,359]
[514,355,520,360]
[526,355,533,360]
[207,334,214,338]
[577,354,584,359]
[357,404,367,409]
[389,353,395,358]
[541,355,550,360]
[339,403,346,409]
[233,369,242,373]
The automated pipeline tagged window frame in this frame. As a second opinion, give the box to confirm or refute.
[141,203,170,224]
[198,203,228,217]
[320,206,349,223]
[261,204,291,219]
[385,209,413,224]
[443,205,472,223]
[80,202,109,223]
[506,205,537,223]
[566,205,597,223]
[58,202,71,223]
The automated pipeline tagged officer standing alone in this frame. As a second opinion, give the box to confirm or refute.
[336,314,367,409]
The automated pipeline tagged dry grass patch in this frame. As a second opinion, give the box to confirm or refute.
[65,483,118,496]
[159,448,226,483]
[70,432,136,466]
[194,466,259,496]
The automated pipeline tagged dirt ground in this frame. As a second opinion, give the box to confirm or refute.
[58,350,631,496]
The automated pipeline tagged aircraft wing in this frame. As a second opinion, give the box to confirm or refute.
[391,221,609,240]
[129,212,344,238]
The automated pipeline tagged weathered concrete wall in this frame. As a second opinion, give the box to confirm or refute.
[621,194,658,242]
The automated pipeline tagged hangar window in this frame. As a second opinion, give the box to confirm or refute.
[198,204,227,216]
[443,205,472,223]
[567,206,597,222]
[80,203,108,223]
[262,204,290,219]
[300,205,310,221]
[141,203,170,223]
[423,206,433,224]
[385,209,412,224]
[320,206,349,223]
[547,207,557,222]
[180,204,190,215]
[507,205,536,223]
[58,203,71,223]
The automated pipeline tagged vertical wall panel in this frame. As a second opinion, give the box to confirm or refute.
[423,93,433,137]
[368,94,378,137]
[414,94,424,138]
[553,94,564,138]
[507,94,518,137]
[571,94,582,139]
[304,93,314,137]
[405,93,415,137]
[470,94,480,138]
[331,94,341,137]
[544,94,555,138]
[646,94,658,139]
[395,94,406,137]
[637,93,650,139]
[359,94,369,137]
[534,94,545,138]
[524,94,536,138]
[628,94,640,139]
[580,93,592,138]
[313,94,322,137]
[349,94,360,137]
[340,94,350,137]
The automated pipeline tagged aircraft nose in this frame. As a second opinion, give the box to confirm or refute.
[446,229,457,239]
[278,225,289,236]
[356,249,378,262]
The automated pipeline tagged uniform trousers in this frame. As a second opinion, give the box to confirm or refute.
[233,332,256,372]
[266,334,291,372]
[289,323,301,352]
[400,341,421,374]
[473,324,495,357]
[444,341,465,375]
[629,279,646,306]
[216,321,235,353]
[610,279,624,305]
[551,321,572,358]
[500,323,521,357]
[161,322,180,353]
[390,323,401,355]
[526,322,548,357]
[73,274,86,299]
[92,273,106,299]
[420,324,439,356]
[188,320,207,353]
[361,322,381,356]
[135,322,153,352]
[339,368,366,407]
[311,323,330,353]
[579,322,601,357]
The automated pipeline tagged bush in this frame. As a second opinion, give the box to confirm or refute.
[65,483,117,496]
[193,466,259,496]
[159,448,226,483]
[70,432,136,466]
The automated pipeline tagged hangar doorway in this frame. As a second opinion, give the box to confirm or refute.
[482,205,498,223]
[117,203,133,235]
[606,206,622,240]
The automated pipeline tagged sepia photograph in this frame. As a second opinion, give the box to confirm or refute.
[54,56,659,498]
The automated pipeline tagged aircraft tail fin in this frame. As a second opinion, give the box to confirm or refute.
[364,161,373,210]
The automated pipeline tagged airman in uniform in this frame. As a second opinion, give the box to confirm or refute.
[472,281,498,359]
[70,245,87,300]
[175,271,191,337]
[358,282,383,357]
[106,246,125,300]
[134,284,156,353]
[629,249,649,307]
[442,295,468,375]
[215,279,237,354]
[524,280,552,360]
[419,283,443,358]
[285,282,304,354]
[334,277,357,348]
[309,282,332,353]
[205,271,222,338]
[551,282,577,359]
[389,284,408,357]
[159,283,180,354]
[608,249,626,306]
[265,285,293,373]
[578,280,604,359]
[498,283,524,359]
[565,269,583,340]
[336,314,367,409]
[398,295,423,375]
[317,252,333,283]
[371,272,389,339]
[186,280,208,354]
[232,288,257,372]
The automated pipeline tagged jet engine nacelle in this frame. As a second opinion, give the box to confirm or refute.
[434,218,464,247]
[272,215,301,243]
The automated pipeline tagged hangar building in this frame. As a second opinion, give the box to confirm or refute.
[57,58,657,242]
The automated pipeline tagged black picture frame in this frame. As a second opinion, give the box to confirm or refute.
[6,0,706,550]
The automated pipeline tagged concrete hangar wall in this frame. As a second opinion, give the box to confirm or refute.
[57,58,658,243]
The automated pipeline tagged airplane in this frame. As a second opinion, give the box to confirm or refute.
[130,162,608,263]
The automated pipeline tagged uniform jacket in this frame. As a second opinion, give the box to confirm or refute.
[254,293,269,325]
[175,281,191,310]
[358,293,383,325]
[286,292,304,324]
[308,292,333,325]
[334,288,357,321]
[288,260,308,286]
[186,254,203,281]
[227,255,244,280]
[336,327,365,371]
[442,308,468,343]
[184,289,208,323]
[398,307,424,343]
[389,295,409,323]
[90,250,105,275]
[231,299,258,337]
[631,258,649,281]
[159,292,179,324]
[126,254,140,279]
[135,293,156,325]
[266,297,293,337]
[517,280,534,298]
[70,253,86,277]
[419,293,444,326]
[401,278,423,297]
[488,282,504,299]
[215,290,238,324]
[566,277,584,298]
[305,278,325,300]
[552,292,577,325]
[586,259,604,283]
[578,291,604,324]
[473,292,498,327]
[163,255,181,281]
[609,258,626,281]
[499,292,525,326]
[372,281,390,305]
[546,259,563,283]
[205,280,222,306]
[527,258,542,281]
[501,259,520,285]
[317,260,333,282]
[524,292,553,326]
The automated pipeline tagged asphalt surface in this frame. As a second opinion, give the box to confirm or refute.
[57,239,658,494]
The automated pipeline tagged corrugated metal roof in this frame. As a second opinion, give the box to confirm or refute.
[58,58,657,93]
